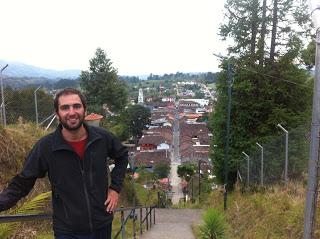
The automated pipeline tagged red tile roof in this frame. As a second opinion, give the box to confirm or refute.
[138,135,169,145]
[85,113,103,121]
[134,150,171,167]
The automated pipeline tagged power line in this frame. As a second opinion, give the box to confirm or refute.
[236,65,313,89]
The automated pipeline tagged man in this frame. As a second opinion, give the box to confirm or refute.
[0,88,128,239]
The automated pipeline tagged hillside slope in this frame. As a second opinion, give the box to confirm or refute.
[203,184,320,239]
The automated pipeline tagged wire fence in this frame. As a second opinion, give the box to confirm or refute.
[239,125,310,186]
[0,87,55,128]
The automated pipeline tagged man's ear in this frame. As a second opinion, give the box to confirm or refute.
[55,113,59,121]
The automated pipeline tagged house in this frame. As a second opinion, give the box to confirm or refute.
[134,150,171,168]
[138,135,170,151]
[179,121,210,163]
[144,126,173,145]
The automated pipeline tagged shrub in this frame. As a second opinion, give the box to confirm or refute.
[199,208,228,239]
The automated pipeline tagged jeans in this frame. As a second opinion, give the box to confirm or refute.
[54,224,112,239]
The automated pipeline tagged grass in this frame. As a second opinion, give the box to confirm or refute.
[198,182,320,239]
[0,123,48,182]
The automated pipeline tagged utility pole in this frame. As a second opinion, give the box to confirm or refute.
[213,53,233,210]
[198,159,201,201]
[223,61,233,210]
[0,64,8,127]
[130,153,136,208]
[303,5,320,238]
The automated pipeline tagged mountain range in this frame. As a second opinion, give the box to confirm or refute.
[0,60,81,80]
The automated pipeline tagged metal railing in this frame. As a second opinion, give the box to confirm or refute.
[113,205,156,239]
[0,205,156,239]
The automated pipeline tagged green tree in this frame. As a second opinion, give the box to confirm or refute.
[120,104,151,139]
[177,163,196,182]
[79,48,128,113]
[108,123,129,141]
[211,0,313,186]
[54,79,79,89]
[301,41,316,70]
[154,163,171,179]
[220,0,311,65]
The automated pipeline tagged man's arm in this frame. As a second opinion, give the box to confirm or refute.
[108,134,128,194]
[0,175,37,211]
[103,134,128,212]
[0,139,48,212]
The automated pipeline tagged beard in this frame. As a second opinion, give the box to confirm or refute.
[58,113,85,131]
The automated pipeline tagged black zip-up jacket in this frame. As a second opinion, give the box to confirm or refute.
[0,124,128,234]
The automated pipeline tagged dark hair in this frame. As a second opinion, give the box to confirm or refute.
[54,88,87,112]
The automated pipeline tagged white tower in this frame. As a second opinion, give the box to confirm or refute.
[138,88,144,104]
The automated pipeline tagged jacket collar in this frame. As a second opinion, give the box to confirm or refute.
[52,123,102,151]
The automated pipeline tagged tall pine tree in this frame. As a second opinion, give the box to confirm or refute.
[79,48,128,113]
[211,0,313,186]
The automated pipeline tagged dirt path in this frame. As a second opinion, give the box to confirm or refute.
[140,208,203,239]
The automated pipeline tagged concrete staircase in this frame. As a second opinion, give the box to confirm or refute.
[140,208,203,239]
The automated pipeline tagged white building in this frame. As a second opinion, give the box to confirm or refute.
[138,88,144,104]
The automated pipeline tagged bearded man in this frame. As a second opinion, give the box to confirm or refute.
[0,88,128,239]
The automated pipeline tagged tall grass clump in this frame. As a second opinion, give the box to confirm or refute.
[0,123,48,182]
[198,208,228,239]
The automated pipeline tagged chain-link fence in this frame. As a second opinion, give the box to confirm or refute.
[0,87,55,128]
[239,125,310,186]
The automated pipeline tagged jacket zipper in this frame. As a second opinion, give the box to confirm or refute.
[90,152,93,188]
[78,155,93,232]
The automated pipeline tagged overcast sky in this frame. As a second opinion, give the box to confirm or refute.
[0,0,229,76]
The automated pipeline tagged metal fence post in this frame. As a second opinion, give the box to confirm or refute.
[0,64,8,127]
[149,206,152,228]
[242,152,250,185]
[277,123,289,185]
[256,142,264,186]
[34,86,41,126]
[140,207,143,235]
[146,207,149,230]
[132,208,136,239]
[121,209,125,239]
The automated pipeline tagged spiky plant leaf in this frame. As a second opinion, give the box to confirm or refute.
[0,191,51,238]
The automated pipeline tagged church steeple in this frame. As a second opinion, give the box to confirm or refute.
[138,88,144,104]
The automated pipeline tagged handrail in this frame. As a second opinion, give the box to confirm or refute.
[0,213,51,223]
[0,205,157,239]
[113,205,156,239]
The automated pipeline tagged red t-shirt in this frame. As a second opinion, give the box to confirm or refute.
[67,138,87,159]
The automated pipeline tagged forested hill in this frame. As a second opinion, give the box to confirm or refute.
[0,60,80,79]
[2,77,79,89]
[3,72,218,89]
[120,72,218,84]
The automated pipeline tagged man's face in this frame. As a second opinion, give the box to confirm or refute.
[56,94,85,131]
